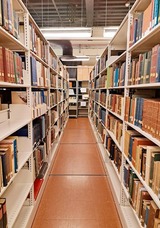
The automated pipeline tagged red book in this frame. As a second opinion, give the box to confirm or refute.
[150,44,160,83]
[34,178,44,200]
[132,137,154,167]
[2,47,11,83]
[0,47,4,82]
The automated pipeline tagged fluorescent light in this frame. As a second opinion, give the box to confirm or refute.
[96,56,100,61]
[40,27,92,39]
[103,26,119,39]
[125,1,130,7]
[61,56,90,62]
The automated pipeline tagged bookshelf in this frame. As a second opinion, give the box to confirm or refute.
[69,79,78,117]
[0,0,69,227]
[67,66,91,118]
[89,0,160,227]
[77,80,89,117]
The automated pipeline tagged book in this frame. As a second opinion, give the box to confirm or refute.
[0,204,3,228]
[30,56,37,86]
[150,44,160,83]
[37,162,48,179]
[158,0,160,23]
[0,47,4,82]
[2,47,11,83]
[135,184,152,218]
[34,178,44,200]
[0,0,2,25]
[0,157,3,191]
[132,137,154,167]
[142,2,152,37]
[147,201,160,228]
[142,200,151,226]
[135,145,148,175]
[1,0,9,31]
[0,198,7,228]
[131,179,140,208]
[154,161,160,195]
[145,146,160,186]
[152,161,160,193]
[0,147,11,185]
[0,151,8,187]
[0,137,19,176]
[6,136,18,172]
[123,163,130,188]
[152,0,159,27]
[154,218,160,227]
[129,169,138,197]
[149,152,160,188]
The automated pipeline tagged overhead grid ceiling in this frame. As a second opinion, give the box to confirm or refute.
[22,0,135,65]
[23,0,135,27]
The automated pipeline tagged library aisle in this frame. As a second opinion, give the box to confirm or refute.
[32,118,122,228]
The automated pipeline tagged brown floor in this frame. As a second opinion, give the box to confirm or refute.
[32,118,122,228]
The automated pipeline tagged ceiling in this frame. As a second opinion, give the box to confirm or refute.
[22,0,135,65]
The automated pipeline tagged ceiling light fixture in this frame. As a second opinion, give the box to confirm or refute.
[40,27,92,39]
[61,55,90,62]
[125,1,130,7]
[103,26,119,39]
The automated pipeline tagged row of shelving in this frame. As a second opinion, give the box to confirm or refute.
[69,78,89,117]
[89,0,160,227]
[0,0,69,227]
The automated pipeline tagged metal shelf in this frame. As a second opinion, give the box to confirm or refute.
[126,121,160,148]
[126,83,160,89]
[107,108,124,121]
[106,129,122,152]
[0,27,28,51]
[0,108,31,141]
[3,177,32,228]
[13,206,33,228]
[129,23,160,53]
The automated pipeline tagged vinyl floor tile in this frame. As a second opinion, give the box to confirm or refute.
[61,129,96,144]
[32,118,122,228]
[50,144,105,175]
[32,176,122,226]
[66,118,92,130]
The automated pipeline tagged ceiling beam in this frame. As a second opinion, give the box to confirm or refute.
[51,0,63,26]
[85,0,94,27]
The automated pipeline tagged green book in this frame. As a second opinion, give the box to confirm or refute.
[149,152,160,188]
[129,169,138,197]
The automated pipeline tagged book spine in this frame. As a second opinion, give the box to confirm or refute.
[0,154,7,187]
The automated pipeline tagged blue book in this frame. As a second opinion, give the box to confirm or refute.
[136,97,141,127]
[128,136,134,161]
[133,18,138,43]
[12,126,28,137]
[158,0,160,23]
[138,12,143,40]
[40,116,46,139]
[134,97,139,126]
[138,98,144,129]
[30,56,37,86]
[115,68,119,87]
[153,0,159,27]
[122,62,126,86]
[144,204,150,226]
[7,136,18,173]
